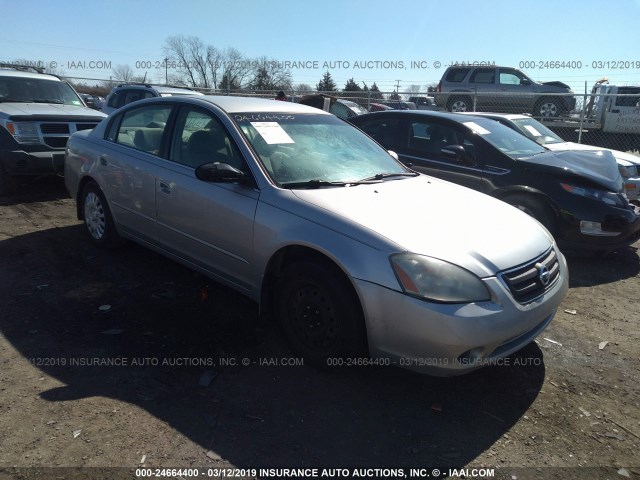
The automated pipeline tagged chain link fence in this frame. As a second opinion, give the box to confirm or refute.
[66,75,640,156]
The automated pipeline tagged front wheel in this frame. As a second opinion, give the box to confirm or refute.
[505,194,557,236]
[275,261,367,366]
[80,182,123,249]
[534,97,564,118]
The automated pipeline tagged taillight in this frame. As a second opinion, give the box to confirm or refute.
[437,81,442,93]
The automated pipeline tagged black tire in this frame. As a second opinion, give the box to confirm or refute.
[534,97,564,118]
[0,169,19,196]
[447,96,472,113]
[275,261,367,366]
[505,194,557,236]
[80,182,124,249]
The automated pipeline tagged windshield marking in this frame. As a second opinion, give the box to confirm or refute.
[463,121,491,135]
[250,121,295,144]
[523,125,542,136]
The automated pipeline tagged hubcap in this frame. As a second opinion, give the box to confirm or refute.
[84,192,106,240]
[289,284,338,351]
[539,102,558,117]
[452,100,467,112]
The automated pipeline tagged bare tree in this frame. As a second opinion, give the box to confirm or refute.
[164,35,200,87]
[248,57,292,91]
[404,84,422,94]
[111,64,138,83]
[219,47,252,90]
[294,83,313,94]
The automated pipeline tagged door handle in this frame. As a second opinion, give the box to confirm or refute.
[159,181,172,195]
[99,155,108,166]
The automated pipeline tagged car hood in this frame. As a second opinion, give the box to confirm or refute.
[0,102,107,120]
[291,175,553,277]
[545,141,640,167]
[519,150,622,192]
[540,81,572,91]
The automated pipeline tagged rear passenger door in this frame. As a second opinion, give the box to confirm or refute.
[468,68,497,110]
[154,106,260,294]
[101,103,174,240]
[400,119,482,191]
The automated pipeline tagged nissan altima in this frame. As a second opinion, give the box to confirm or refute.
[65,96,568,375]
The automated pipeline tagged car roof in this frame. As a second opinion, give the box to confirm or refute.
[137,95,332,115]
[0,69,62,81]
[354,109,494,123]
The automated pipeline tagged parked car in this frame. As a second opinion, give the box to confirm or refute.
[79,93,95,109]
[350,110,640,252]
[384,100,417,110]
[0,64,106,194]
[462,112,640,202]
[408,96,439,110]
[368,103,392,112]
[297,94,367,119]
[101,83,203,114]
[434,66,576,117]
[64,95,568,375]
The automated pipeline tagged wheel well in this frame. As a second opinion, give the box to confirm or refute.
[260,245,364,323]
[498,190,559,231]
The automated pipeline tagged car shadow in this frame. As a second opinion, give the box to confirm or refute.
[565,245,640,287]
[0,175,70,206]
[1,225,546,470]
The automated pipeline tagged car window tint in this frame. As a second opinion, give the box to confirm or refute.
[409,121,476,163]
[470,68,495,84]
[499,70,524,85]
[107,91,125,108]
[170,107,244,170]
[357,118,404,149]
[445,68,470,82]
[113,105,172,155]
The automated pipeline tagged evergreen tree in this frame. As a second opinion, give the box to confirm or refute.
[317,71,337,92]
[343,78,362,92]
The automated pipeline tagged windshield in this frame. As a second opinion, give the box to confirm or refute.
[462,119,547,159]
[0,77,83,105]
[234,113,409,186]
[511,117,564,145]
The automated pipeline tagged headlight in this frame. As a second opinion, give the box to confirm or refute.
[560,183,625,207]
[390,253,491,303]
[5,122,41,144]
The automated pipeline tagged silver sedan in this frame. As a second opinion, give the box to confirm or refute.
[65,95,568,375]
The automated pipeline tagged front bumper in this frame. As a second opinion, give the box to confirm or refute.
[557,203,640,252]
[354,248,569,376]
[0,148,65,175]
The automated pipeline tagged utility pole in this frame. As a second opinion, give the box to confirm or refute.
[165,57,168,85]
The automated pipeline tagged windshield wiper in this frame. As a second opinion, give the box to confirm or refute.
[358,171,419,182]
[280,179,380,189]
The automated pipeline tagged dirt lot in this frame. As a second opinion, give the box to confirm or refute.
[0,177,639,480]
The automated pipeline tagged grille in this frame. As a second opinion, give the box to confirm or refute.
[40,123,70,134]
[43,137,68,148]
[76,123,99,131]
[500,248,560,304]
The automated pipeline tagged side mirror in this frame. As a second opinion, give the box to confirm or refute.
[520,78,532,86]
[195,162,246,183]
[441,145,475,165]
[388,150,399,160]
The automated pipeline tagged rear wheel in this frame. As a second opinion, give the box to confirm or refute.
[80,182,124,249]
[275,261,367,367]
[447,96,472,112]
[505,194,557,236]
